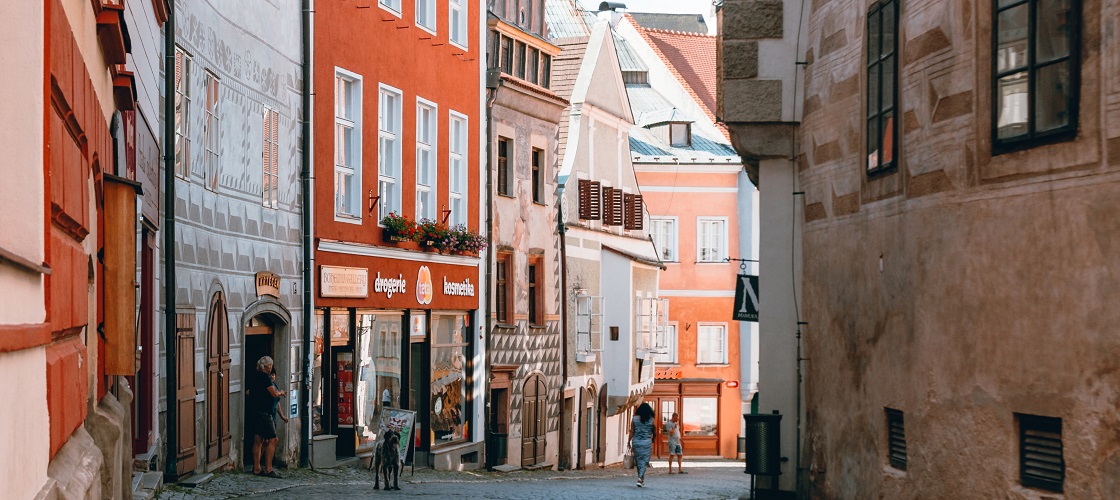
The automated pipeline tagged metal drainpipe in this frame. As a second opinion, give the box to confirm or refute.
[556,180,569,470]
[162,0,178,481]
[483,71,498,469]
[299,0,313,469]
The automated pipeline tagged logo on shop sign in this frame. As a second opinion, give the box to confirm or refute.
[416,266,434,305]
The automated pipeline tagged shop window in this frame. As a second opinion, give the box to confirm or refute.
[683,397,718,437]
[312,310,326,434]
[355,312,403,450]
[432,314,470,446]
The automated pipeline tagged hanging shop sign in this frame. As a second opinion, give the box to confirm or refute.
[255,271,281,298]
[321,266,369,298]
[733,274,760,322]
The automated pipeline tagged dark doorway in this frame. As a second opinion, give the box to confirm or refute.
[242,320,274,468]
[132,227,155,455]
[521,374,547,467]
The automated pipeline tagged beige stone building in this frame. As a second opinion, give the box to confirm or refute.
[720,0,1120,497]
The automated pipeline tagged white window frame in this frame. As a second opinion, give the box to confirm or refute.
[416,0,436,34]
[653,322,678,364]
[576,294,604,355]
[379,0,402,17]
[696,217,728,262]
[334,68,362,222]
[650,217,678,262]
[697,323,728,364]
[262,108,280,209]
[415,97,438,221]
[378,84,403,220]
[203,71,221,191]
[635,296,669,353]
[173,48,191,179]
[449,0,468,49]
[448,111,468,227]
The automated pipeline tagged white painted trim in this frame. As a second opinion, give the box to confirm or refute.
[448,109,469,227]
[317,239,481,267]
[564,244,600,261]
[378,0,402,18]
[378,82,404,219]
[656,290,736,297]
[415,95,439,221]
[334,67,364,223]
[415,0,437,35]
[448,0,468,50]
[640,186,740,193]
[633,164,744,174]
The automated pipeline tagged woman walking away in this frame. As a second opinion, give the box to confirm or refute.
[629,402,656,487]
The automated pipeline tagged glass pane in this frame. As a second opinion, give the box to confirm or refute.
[1036,0,1072,64]
[881,2,895,56]
[867,118,880,170]
[880,110,895,165]
[996,71,1029,139]
[312,310,325,434]
[1035,62,1071,133]
[683,397,718,436]
[882,55,895,111]
[997,5,1028,73]
[336,171,353,214]
[867,64,880,118]
[867,9,880,61]
[337,124,352,167]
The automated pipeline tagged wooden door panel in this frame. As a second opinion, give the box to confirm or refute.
[176,313,198,474]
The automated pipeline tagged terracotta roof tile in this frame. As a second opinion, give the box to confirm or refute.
[629,19,728,139]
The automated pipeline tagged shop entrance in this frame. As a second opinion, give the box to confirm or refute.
[521,374,547,467]
[242,319,274,469]
[651,396,679,459]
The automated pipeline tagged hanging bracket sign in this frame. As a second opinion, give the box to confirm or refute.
[733,274,760,322]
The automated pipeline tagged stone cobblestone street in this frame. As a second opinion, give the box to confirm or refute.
[158,460,753,499]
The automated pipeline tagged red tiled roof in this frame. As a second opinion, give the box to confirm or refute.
[628,17,728,140]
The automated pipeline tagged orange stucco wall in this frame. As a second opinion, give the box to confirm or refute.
[313,1,481,247]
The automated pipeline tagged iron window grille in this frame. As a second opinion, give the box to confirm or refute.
[886,408,907,470]
[866,0,898,175]
[1018,413,1064,493]
[992,0,1080,154]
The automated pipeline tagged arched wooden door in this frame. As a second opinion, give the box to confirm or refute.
[206,291,231,461]
[521,374,547,467]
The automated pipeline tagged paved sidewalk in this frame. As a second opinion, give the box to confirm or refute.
[158,459,753,499]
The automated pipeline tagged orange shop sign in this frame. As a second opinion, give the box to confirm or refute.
[655,366,683,379]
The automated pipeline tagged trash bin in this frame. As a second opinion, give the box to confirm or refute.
[743,412,781,476]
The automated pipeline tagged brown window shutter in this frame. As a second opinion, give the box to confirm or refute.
[589,181,601,220]
[611,189,624,226]
[579,179,591,219]
[602,187,614,225]
[632,194,644,230]
[623,193,635,229]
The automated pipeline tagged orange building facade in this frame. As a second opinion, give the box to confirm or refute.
[311,0,484,470]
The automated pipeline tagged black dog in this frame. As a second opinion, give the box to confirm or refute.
[373,430,401,491]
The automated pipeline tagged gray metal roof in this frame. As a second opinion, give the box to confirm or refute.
[545,0,591,39]
[626,85,738,161]
[613,34,647,73]
[627,12,708,34]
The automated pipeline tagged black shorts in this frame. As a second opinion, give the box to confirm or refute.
[251,412,277,440]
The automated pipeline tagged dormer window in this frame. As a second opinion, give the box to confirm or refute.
[670,122,691,147]
[622,70,648,85]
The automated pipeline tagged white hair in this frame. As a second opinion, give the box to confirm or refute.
[257,356,274,371]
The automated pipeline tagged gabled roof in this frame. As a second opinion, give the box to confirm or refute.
[629,22,723,139]
[627,85,737,160]
[614,34,647,73]
[551,37,589,163]
[626,12,708,34]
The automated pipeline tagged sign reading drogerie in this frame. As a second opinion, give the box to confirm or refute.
[320,266,369,298]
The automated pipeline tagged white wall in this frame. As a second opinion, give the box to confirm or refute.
[0,2,50,498]
[757,158,801,491]
[601,251,632,395]
[737,170,760,402]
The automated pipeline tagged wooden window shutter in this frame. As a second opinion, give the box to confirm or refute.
[176,313,199,475]
[624,193,643,230]
[579,179,591,219]
[589,181,601,220]
[602,187,614,225]
[611,189,624,226]
[632,194,643,230]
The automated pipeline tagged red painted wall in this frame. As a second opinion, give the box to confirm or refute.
[45,0,115,457]
[313,0,481,246]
